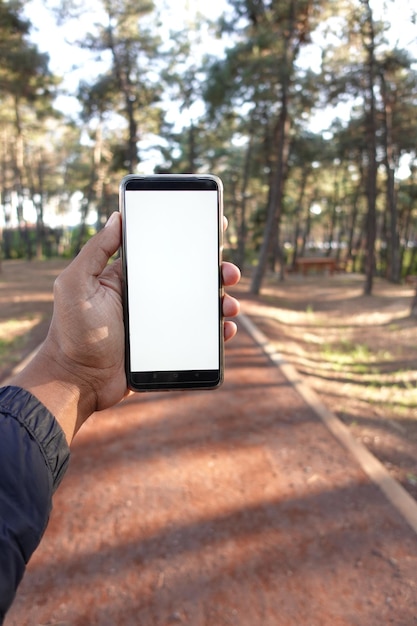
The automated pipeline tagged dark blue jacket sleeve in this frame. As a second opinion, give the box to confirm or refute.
[0,386,70,622]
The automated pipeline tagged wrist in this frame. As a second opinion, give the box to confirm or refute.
[11,339,97,444]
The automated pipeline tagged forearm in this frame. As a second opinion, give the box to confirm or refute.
[0,386,70,620]
[11,340,97,445]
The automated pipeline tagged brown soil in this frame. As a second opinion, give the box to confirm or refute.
[0,259,69,381]
[234,272,417,502]
[2,260,417,626]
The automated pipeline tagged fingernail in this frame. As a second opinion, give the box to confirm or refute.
[105,212,117,228]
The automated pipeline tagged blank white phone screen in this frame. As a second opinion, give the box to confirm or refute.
[125,189,220,372]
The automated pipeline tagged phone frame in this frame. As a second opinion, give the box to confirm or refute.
[119,174,224,392]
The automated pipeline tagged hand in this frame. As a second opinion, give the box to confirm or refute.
[12,212,240,444]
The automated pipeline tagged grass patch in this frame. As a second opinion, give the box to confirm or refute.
[0,335,26,365]
[0,337,15,357]
[0,316,42,363]
[320,340,397,376]
[322,340,371,370]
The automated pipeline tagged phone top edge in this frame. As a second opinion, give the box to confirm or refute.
[120,174,223,192]
[120,173,222,181]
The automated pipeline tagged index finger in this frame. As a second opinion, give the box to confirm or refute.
[222,261,241,287]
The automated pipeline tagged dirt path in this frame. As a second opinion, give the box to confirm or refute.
[5,324,417,626]
[234,272,417,502]
[2,261,417,625]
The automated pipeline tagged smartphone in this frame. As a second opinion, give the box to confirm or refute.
[120,174,224,391]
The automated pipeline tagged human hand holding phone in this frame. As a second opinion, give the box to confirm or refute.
[12,208,240,441]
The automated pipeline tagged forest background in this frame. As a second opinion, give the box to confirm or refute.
[1,0,417,301]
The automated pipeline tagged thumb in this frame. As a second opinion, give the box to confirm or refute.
[74,212,122,278]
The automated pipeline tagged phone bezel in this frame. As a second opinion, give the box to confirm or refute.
[119,174,224,392]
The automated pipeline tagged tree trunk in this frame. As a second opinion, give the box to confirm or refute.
[300,196,313,259]
[379,70,400,283]
[75,122,104,253]
[362,0,378,296]
[347,161,364,264]
[33,150,46,259]
[126,94,138,173]
[187,123,196,173]
[107,19,138,173]
[405,241,417,278]
[326,176,339,257]
[411,287,417,318]
[236,116,255,271]
[250,109,290,294]
[291,167,309,268]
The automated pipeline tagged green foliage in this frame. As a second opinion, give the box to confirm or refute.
[0,0,416,283]
[0,1,57,104]
[67,225,96,257]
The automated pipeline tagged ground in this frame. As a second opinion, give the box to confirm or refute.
[4,259,414,502]
[0,259,63,382]
[1,259,417,625]
[233,271,417,501]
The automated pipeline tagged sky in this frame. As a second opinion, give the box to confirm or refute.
[19,0,417,225]
[24,0,229,169]
[21,0,228,225]
[24,0,417,127]
[24,0,227,115]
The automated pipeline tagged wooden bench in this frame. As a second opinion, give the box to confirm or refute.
[294,257,338,276]
[405,275,417,287]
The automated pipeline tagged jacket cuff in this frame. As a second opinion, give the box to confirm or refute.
[0,386,70,492]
